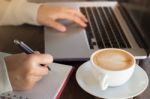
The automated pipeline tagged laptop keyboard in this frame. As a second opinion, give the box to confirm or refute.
[80,7,131,49]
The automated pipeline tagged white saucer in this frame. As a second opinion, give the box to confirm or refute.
[76,61,149,99]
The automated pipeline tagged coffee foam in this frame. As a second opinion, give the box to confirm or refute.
[93,50,134,71]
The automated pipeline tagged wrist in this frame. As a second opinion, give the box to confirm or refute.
[37,5,49,25]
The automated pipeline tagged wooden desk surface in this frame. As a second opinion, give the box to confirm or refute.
[0,25,149,99]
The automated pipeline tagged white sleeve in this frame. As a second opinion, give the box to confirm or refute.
[0,52,12,94]
[0,0,42,26]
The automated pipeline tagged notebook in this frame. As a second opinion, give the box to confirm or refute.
[44,1,149,61]
[0,63,74,99]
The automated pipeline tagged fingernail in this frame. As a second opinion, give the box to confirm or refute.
[83,23,87,27]
[60,27,66,32]
[86,19,88,22]
[85,18,88,22]
[83,17,88,22]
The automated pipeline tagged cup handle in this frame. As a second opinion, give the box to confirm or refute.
[98,74,109,90]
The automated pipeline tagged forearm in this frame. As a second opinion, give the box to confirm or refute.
[0,0,41,26]
[0,52,12,94]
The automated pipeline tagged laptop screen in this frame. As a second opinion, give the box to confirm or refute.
[119,0,150,52]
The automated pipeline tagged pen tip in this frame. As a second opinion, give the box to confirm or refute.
[14,40,20,44]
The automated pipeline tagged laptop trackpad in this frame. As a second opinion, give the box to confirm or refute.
[44,22,91,59]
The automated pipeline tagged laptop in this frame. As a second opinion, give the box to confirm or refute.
[44,1,150,61]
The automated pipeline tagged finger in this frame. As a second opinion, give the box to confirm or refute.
[31,75,43,82]
[31,54,53,65]
[26,75,43,85]
[37,67,49,76]
[66,8,88,22]
[34,76,43,82]
[15,52,27,57]
[33,51,40,54]
[27,54,52,75]
[43,18,66,32]
[32,66,49,76]
[58,13,87,27]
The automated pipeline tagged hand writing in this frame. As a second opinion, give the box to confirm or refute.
[5,53,53,90]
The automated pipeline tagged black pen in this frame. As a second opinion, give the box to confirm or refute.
[14,40,51,71]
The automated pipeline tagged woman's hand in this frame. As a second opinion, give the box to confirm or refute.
[37,5,88,32]
[4,53,53,90]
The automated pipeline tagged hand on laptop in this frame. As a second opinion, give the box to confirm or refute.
[4,53,53,90]
[37,5,88,32]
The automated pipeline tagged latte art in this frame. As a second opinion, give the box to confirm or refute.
[93,50,134,71]
[91,49,135,90]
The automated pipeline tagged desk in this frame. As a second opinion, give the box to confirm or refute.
[0,25,149,99]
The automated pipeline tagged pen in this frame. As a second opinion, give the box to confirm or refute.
[14,40,51,71]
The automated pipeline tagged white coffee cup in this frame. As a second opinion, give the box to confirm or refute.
[90,48,136,90]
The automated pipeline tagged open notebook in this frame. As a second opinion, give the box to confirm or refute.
[0,63,74,99]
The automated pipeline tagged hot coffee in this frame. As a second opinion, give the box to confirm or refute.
[93,49,134,71]
[91,48,135,90]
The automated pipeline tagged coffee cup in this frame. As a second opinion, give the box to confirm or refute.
[90,48,135,90]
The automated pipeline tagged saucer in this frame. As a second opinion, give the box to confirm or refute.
[76,61,149,99]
